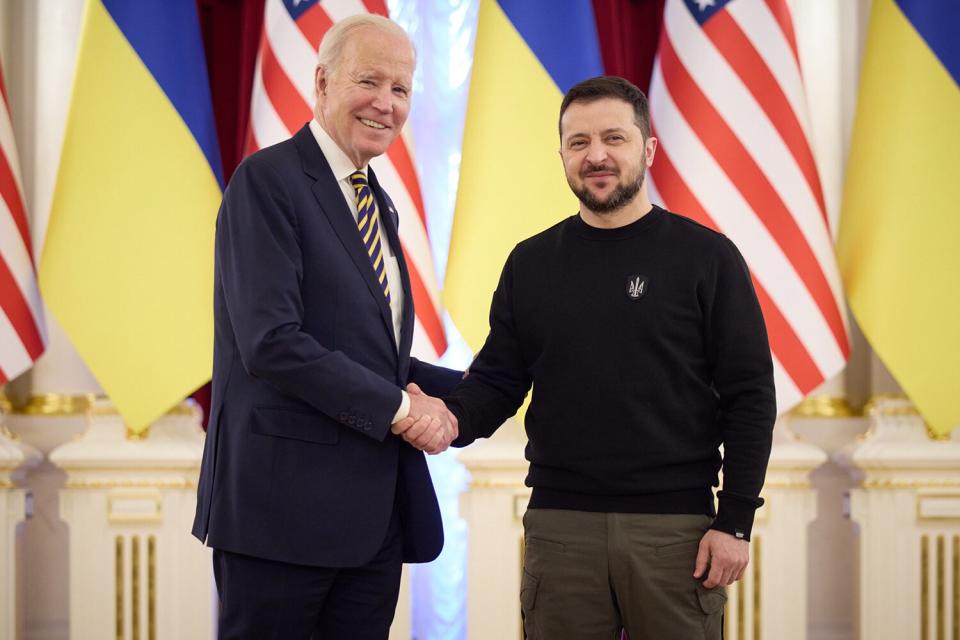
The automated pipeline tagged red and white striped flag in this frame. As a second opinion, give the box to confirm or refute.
[0,63,46,384]
[648,0,850,413]
[247,0,447,359]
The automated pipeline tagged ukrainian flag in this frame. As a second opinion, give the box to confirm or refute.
[445,0,603,350]
[40,1,222,433]
[838,0,960,435]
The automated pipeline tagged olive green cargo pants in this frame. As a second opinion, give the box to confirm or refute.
[521,510,726,640]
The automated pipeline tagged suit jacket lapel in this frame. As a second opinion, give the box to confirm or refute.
[293,126,395,348]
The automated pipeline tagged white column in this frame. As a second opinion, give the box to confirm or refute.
[0,416,41,640]
[49,400,213,640]
[458,419,528,640]
[724,419,825,640]
[836,397,960,640]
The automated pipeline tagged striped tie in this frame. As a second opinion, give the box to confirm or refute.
[350,171,391,304]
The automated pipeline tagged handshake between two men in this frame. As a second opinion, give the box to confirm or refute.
[390,383,458,454]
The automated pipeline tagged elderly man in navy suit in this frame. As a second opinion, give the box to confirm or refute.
[192,14,461,640]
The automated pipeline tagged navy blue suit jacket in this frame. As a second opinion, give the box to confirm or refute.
[192,124,461,567]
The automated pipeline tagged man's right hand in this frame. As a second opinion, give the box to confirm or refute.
[390,383,458,454]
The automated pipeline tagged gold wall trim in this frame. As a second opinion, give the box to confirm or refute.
[148,536,157,640]
[132,535,141,640]
[0,425,18,441]
[923,535,930,640]
[126,426,151,441]
[116,536,124,640]
[0,480,13,490]
[13,393,98,416]
[65,478,196,490]
[6,395,199,424]
[762,479,812,489]
[91,402,198,418]
[754,535,762,640]
[863,479,960,490]
[469,479,528,490]
[737,570,746,640]
[791,395,855,418]
[938,535,946,640]
[863,393,914,416]
[952,536,958,640]
[519,534,525,640]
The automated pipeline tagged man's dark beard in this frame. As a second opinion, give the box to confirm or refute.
[570,166,645,214]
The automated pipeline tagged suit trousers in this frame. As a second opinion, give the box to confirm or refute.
[213,500,403,640]
[520,509,727,640]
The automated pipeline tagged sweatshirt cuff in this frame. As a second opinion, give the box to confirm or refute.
[446,402,473,447]
[391,390,410,424]
[710,492,764,541]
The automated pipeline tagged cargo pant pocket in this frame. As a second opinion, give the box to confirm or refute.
[696,584,727,639]
[520,569,540,639]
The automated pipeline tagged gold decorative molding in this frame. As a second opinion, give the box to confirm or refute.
[65,478,196,490]
[148,536,157,640]
[922,535,929,640]
[90,402,198,419]
[791,395,855,418]
[133,535,141,640]
[469,478,529,490]
[518,534,525,640]
[952,536,958,640]
[13,393,98,416]
[116,536,124,640]
[0,391,10,413]
[862,478,960,490]
[0,480,13,490]
[762,478,812,489]
[126,426,151,441]
[863,393,915,417]
[754,535,762,640]
[0,425,19,441]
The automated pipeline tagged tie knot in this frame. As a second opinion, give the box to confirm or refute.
[350,171,368,189]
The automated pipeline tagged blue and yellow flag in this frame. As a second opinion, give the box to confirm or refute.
[445,0,603,350]
[40,1,222,433]
[838,0,960,435]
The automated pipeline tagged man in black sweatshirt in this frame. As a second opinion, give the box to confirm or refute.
[402,76,775,639]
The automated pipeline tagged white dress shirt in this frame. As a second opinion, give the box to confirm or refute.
[308,119,410,421]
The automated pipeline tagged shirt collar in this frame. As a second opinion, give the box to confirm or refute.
[309,118,365,183]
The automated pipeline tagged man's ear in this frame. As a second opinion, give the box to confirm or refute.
[315,65,328,97]
[645,136,659,166]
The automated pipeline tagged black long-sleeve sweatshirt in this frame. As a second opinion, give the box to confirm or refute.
[446,206,776,539]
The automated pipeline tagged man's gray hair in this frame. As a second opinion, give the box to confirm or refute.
[316,13,416,73]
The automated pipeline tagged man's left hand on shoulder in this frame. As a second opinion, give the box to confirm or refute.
[694,529,749,588]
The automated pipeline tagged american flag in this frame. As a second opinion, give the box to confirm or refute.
[648,0,850,412]
[0,62,46,384]
[247,0,447,359]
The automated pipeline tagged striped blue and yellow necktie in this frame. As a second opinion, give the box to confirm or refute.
[350,171,391,304]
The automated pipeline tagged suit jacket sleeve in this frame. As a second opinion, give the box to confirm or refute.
[217,157,401,440]
[407,358,463,398]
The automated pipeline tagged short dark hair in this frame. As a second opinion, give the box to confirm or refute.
[559,76,651,139]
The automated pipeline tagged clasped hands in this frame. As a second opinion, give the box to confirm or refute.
[390,383,458,454]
